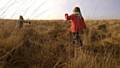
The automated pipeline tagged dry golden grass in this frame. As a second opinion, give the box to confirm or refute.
[0,19,120,68]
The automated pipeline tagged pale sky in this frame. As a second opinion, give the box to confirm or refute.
[0,0,120,20]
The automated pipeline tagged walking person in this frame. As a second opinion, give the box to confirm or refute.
[16,15,31,29]
[65,7,86,46]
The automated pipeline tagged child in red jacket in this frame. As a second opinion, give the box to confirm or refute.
[65,7,86,46]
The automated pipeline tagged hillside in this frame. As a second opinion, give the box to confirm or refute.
[0,19,120,68]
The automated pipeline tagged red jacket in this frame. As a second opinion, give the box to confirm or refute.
[65,13,86,32]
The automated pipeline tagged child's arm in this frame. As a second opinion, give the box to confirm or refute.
[65,13,71,20]
[81,17,86,28]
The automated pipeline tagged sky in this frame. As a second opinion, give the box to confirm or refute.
[0,0,120,20]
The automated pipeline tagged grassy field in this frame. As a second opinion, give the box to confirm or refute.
[0,19,120,68]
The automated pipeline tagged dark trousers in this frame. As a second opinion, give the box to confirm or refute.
[72,32,83,46]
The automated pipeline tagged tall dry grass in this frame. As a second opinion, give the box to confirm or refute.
[0,19,120,68]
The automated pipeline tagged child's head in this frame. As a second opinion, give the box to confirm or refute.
[73,7,80,13]
[19,15,23,20]
[73,7,82,16]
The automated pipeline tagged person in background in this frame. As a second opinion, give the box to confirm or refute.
[65,7,86,46]
[16,15,31,29]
